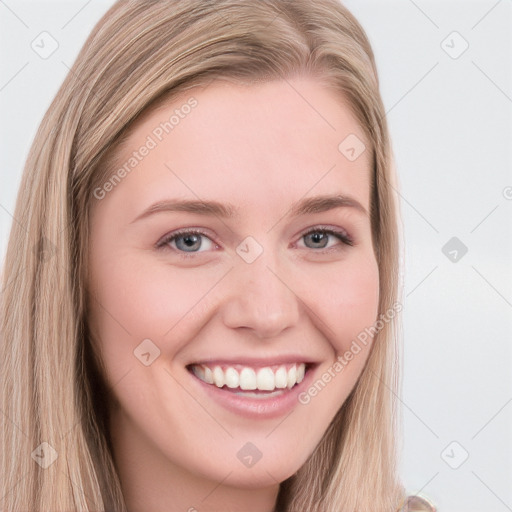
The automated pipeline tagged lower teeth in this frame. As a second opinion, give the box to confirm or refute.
[232,388,288,398]
[217,384,296,396]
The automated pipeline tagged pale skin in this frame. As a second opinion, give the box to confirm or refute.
[87,77,379,512]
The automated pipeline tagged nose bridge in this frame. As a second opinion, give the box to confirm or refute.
[221,240,301,338]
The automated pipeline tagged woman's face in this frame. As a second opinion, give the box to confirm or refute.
[87,77,379,499]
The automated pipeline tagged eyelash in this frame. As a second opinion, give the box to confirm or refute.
[156,226,354,257]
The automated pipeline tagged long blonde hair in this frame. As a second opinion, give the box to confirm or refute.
[0,1,406,510]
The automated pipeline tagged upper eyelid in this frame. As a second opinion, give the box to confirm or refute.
[156,227,217,248]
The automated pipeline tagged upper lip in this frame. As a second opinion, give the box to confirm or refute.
[187,356,320,369]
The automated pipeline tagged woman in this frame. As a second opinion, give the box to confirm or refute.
[0,1,425,510]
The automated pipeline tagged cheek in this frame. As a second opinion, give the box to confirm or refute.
[87,255,220,377]
[315,254,380,354]
[295,256,379,423]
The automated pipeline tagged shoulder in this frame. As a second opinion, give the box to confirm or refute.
[398,495,436,511]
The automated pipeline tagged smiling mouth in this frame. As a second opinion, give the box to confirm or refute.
[186,362,314,393]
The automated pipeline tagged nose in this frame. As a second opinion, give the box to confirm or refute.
[221,248,301,339]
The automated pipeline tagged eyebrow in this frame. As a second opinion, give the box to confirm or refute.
[130,193,368,224]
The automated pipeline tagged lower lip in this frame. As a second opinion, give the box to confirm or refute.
[187,365,316,420]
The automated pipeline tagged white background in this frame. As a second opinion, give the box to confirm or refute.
[1,1,511,510]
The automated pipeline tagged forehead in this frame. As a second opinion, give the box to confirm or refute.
[99,77,372,219]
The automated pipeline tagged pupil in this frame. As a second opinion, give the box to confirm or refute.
[178,234,200,251]
[308,232,327,248]
[184,235,197,246]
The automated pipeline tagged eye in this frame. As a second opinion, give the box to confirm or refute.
[156,229,217,254]
[298,227,353,251]
[156,226,354,257]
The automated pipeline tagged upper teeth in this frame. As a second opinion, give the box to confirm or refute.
[190,363,306,391]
